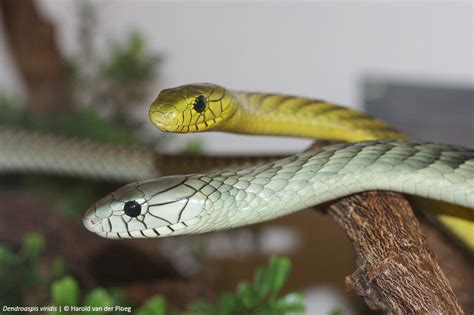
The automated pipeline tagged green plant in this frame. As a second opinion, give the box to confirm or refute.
[0,94,138,150]
[185,256,305,315]
[100,31,161,84]
[48,276,124,315]
[0,233,59,306]
[0,233,305,314]
[0,91,26,127]
[182,139,205,154]
[47,257,305,315]
[136,296,179,315]
[96,31,163,128]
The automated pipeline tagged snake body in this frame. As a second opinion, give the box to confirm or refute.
[83,140,474,239]
[0,129,284,181]
[149,84,403,141]
[83,83,474,247]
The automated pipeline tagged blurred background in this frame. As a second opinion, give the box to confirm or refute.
[0,1,472,314]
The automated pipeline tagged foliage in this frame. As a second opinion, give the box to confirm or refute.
[135,296,170,315]
[185,256,305,315]
[46,256,303,315]
[1,1,163,141]
[72,0,163,131]
[96,31,163,127]
[100,31,161,83]
[0,235,305,315]
[48,276,128,315]
[0,32,160,145]
[182,139,205,155]
[0,92,26,127]
[0,233,64,306]
[0,99,134,146]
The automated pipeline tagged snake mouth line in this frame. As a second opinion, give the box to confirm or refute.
[153,119,222,133]
[151,121,181,133]
[85,215,199,239]
[153,120,200,132]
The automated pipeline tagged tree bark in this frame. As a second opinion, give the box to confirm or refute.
[0,0,71,112]
[326,191,464,314]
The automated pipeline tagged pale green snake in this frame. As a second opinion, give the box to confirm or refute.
[83,140,474,239]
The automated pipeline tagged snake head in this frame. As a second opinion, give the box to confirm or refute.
[149,83,237,133]
[83,176,206,239]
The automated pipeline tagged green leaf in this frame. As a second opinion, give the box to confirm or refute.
[237,281,258,308]
[183,256,304,315]
[100,31,162,82]
[135,296,167,315]
[52,257,66,279]
[83,288,114,313]
[53,108,135,145]
[107,288,130,306]
[247,304,279,315]
[0,91,26,127]
[0,244,14,263]
[21,233,45,261]
[182,140,204,154]
[253,266,272,298]
[186,301,218,315]
[50,276,80,306]
[268,256,291,296]
[275,293,305,312]
[218,293,238,313]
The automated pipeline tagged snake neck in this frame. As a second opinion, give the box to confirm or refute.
[220,91,406,141]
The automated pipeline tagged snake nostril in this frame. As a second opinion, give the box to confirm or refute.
[83,210,101,233]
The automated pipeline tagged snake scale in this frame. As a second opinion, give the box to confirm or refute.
[0,129,283,181]
[83,83,474,248]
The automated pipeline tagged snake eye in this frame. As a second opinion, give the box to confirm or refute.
[123,200,141,217]
[193,95,207,113]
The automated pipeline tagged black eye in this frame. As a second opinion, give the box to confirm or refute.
[193,95,207,113]
[124,200,141,217]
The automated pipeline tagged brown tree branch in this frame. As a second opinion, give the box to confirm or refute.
[326,191,464,314]
[0,0,71,112]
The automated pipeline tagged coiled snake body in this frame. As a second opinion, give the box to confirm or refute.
[83,84,474,247]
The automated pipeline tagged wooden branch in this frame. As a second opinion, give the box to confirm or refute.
[0,0,71,112]
[326,191,464,314]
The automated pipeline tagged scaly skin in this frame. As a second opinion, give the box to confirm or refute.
[147,83,474,248]
[0,129,284,181]
[83,141,474,239]
[149,83,403,141]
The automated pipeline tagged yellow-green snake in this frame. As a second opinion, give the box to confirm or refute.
[83,83,474,249]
